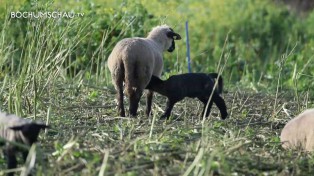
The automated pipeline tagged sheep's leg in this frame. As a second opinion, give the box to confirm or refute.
[22,151,34,176]
[129,88,143,117]
[161,99,177,119]
[146,90,154,117]
[5,148,17,176]
[113,75,125,117]
[22,151,29,162]
[212,93,228,119]
[117,86,125,117]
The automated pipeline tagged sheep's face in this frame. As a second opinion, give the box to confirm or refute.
[166,28,181,40]
[166,28,181,52]
[10,123,49,144]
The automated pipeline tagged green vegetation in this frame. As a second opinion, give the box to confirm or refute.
[0,0,314,175]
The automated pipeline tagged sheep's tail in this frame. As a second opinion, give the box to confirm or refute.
[123,59,136,96]
[146,75,163,90]
[112,60,125,91]
[208,73,223,94]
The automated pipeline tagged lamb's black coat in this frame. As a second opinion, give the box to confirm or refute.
[146,73,228,119]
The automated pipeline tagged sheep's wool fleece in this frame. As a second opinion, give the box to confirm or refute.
[0,111,32,145]
[280,108,314,151]
[107,25,176,88]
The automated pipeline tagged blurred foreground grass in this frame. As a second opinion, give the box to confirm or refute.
[1,0,314,175]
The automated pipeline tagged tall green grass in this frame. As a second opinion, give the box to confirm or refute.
[1,0,314,94]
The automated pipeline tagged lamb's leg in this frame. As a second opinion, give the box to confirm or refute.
[146,90,154,117]
[198,97,214,117]
[212,93,228,119]
[129,88,143,117]
[161,99,177,119]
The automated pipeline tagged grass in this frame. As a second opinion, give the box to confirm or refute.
[1,83,314,175]
[1,0,314,175]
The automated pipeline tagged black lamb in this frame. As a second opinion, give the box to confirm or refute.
[146,73,228,119]
[0,111,48,176]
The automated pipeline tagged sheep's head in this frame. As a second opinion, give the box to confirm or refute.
[10,123,49,144]
[166,28,181,40]
[147,25,181,52]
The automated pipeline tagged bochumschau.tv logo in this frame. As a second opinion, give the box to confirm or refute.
[10,11,84,19]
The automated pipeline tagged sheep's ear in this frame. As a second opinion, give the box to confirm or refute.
[166,31,181,40]
[10,125,24,131]
[10,124,33,132]
[36,124,49,129]
[10,123,49,131]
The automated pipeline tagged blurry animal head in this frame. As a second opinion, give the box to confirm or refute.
[147,25,181,52]
[10,123,49,144]
[0,111,49,174]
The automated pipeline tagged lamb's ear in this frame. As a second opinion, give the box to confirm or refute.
[166,31,181,40]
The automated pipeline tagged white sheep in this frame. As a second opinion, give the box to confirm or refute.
[107,25,181,117]
[0,111,48,175]
[280,108,314,151]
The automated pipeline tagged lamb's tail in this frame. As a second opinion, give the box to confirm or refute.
[208,73,223,94]
[146,75,163,90]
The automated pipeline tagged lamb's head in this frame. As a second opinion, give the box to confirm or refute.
[147,25,181,52]
[10,123,49,144]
